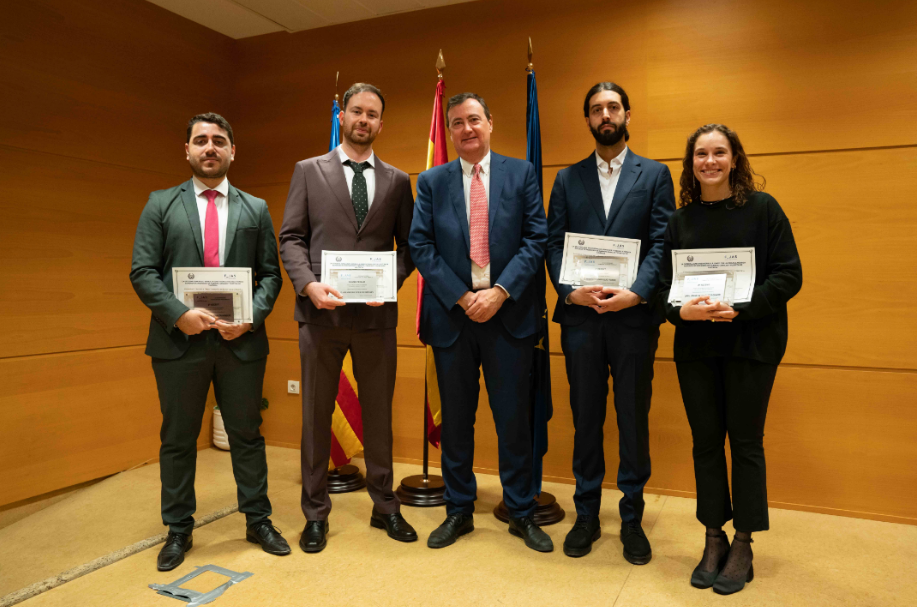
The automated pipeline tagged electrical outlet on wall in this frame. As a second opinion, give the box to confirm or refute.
[288,380,300,394]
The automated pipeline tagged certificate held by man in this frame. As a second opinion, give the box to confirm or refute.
[320,250,397,303]
[558,232,641,288]
[172,267,254,323]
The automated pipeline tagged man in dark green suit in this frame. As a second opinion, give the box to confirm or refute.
[130,113,288,571]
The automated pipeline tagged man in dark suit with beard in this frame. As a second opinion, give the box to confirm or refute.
[546,82,675,562]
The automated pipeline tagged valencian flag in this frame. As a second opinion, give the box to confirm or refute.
[327,94,365,469]
[415,77,449,448]
[527,67,553,494]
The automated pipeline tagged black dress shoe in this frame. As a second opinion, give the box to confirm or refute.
[299,520,329,553]
[157,531,192,571]
[563,515,601,557]
[620,520,652,565]
[246,522,291,556]
[508,516,554,553]
[427,514,474,549]
[370,508,418,542]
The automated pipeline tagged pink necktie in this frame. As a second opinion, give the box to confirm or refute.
[203,190,220,267]
[469,163,489,268]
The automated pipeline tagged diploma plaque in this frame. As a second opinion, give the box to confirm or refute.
[668,248,756,305]
[558,233,641,289]
[321,251,397,303]
[172,267,253,324]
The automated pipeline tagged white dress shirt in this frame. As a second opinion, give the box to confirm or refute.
[192,175,229,266]
[337,145,376,209]
[459,152,493,291]
[597,146,628,218]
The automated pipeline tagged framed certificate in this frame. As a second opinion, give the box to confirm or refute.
[668,248,756,305]
[558,233,641,289]
[320,250,397,303]
[172,267,253,324]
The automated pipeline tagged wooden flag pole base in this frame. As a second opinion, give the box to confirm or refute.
[493,492,565,526]
[327,464,366,493]
[396,474,446,507]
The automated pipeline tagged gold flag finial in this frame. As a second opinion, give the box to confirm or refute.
[335,71,340,102]
[436,49,446,79]
[526,37,534,73]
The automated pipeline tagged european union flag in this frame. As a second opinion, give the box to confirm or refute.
[527,68,552,496]
[329,99,341,152]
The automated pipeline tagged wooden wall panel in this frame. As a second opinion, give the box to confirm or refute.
[0,148,179,358]
[0,0,233,506]
[643,0,917,158]
[0,0,235,176]
[0,347,212,507]
[230,0,917,188]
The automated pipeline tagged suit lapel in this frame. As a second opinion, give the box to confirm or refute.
[605,151,642,233]
[318,150,359,232]
[360,158,391,234]
[575,155,607,227]
[448,160,470,253]
[224,185,242,260]
[180,181,204,264]
[488,153,506,241]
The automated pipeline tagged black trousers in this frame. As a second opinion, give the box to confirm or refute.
[152,331,272,534]
[432,317,536,518]
[675,356,778,532]
[560,314,659,522]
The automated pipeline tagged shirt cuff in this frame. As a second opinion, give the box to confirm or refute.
[494,284,510,300]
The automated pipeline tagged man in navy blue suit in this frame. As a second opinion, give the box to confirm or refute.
[409,93,552,552]
[546,83,675,562]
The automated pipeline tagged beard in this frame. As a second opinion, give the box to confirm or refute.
[190,155,230,181]
[590,121,627,147]
[343,122,377,146]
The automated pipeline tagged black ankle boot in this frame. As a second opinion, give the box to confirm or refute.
[690,530,729,589]
[713,535,754,595]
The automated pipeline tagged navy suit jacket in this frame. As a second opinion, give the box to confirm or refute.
[409,152,548,348]
[546,149,675,327]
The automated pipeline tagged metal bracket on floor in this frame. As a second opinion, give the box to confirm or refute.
[149,565,253,606]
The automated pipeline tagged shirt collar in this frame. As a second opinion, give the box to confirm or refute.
[595,146,628,175]
[337,145,375,168]
[192,176,230,198]
[460,151,491,177]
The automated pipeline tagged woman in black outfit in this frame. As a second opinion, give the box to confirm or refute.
[657,124,802,595]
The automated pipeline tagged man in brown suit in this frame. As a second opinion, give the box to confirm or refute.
[279,83,416,553]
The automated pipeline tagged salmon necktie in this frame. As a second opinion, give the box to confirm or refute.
[469,163,489,268]
[203,189,220,267]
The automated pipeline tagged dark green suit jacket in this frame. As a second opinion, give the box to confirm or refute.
[130,180,282,361]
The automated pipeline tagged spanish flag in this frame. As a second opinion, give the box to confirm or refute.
[330,353,365,469]
[416,77,448,448]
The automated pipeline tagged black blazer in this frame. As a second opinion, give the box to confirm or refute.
[546,149,676,327]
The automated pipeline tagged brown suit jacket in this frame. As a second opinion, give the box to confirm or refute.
[278,149,415,329]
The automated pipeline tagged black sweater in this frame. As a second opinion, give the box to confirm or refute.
[657,192,803,364]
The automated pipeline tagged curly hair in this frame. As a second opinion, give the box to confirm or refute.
[678,124,764,208]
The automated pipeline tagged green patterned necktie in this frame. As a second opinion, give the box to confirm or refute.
[345,160,371,228]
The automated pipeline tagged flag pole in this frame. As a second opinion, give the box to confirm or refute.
[397,50,447,508]
[493,38,566,525]
[325,69,367,494]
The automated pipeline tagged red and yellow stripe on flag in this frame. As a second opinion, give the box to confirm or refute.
[416,77,449,448]
[329,352,364,469]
